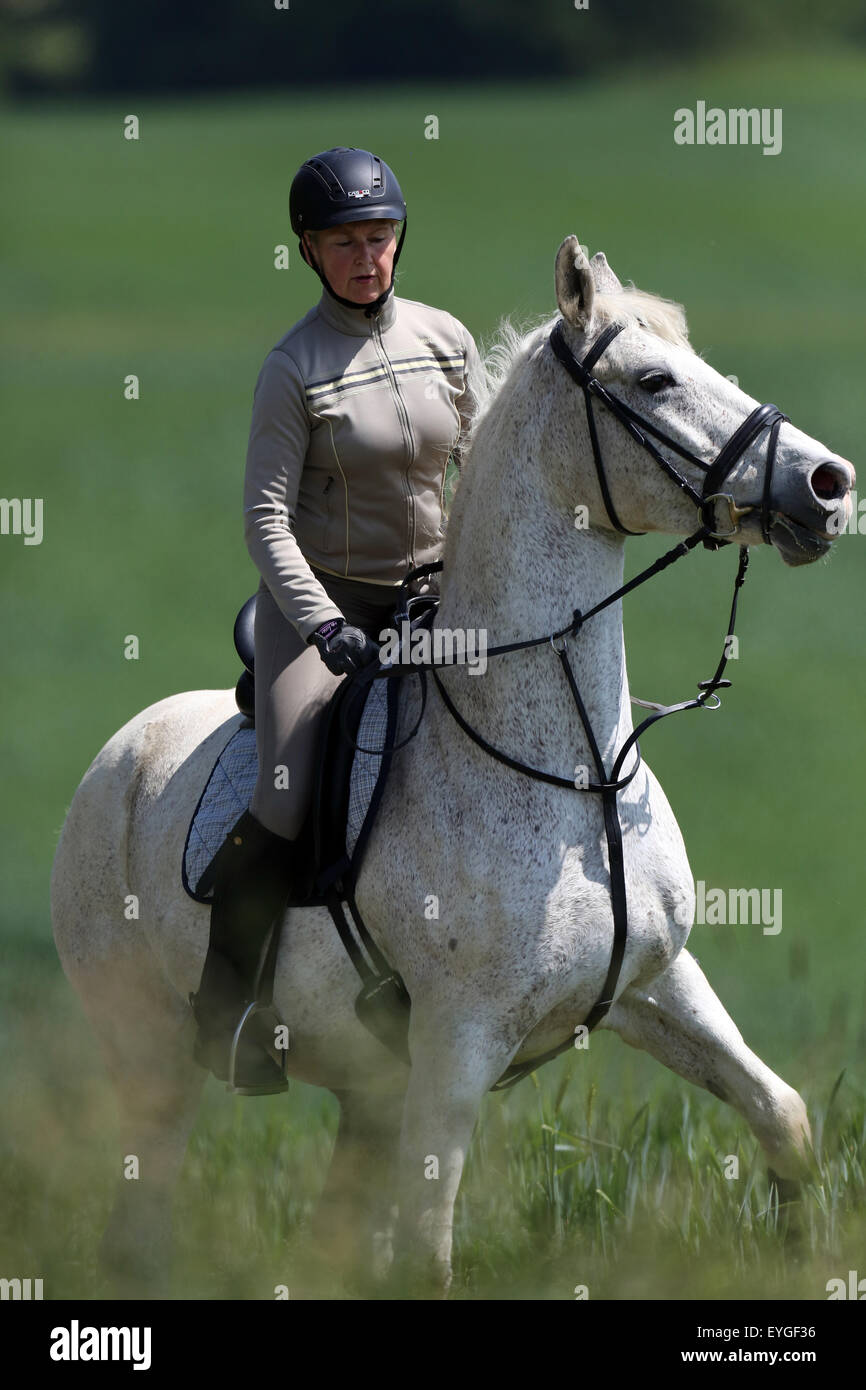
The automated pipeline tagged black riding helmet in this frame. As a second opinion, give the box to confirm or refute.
[289,146,407,317]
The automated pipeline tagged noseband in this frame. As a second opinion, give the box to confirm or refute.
[549,319,788,547]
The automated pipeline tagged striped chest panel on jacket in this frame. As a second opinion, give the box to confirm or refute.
[293,300,470,579]
[243,289,484,637]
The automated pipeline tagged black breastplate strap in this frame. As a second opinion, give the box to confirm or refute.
[431,541,747,1091]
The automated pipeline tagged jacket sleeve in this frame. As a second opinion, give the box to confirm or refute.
[243,346,344,642]
[451,324,485,473]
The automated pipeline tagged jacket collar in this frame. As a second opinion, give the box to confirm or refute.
[316,285,396,337]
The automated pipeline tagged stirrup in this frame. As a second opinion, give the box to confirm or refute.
[227,1001,290,1095]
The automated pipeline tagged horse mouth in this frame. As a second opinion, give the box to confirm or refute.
[769,512,834,566]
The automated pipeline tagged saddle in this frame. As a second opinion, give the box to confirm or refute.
[183,586,438,1065]
[184,578,542,1089]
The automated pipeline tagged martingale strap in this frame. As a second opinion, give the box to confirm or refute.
[434,543,749,1091]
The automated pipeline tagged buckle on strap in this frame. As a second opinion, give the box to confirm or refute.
[702,492,754,539]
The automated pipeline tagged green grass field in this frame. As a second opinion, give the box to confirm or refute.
[2,50,865,1299]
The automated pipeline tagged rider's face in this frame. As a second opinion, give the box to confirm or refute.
[303,220,397,304]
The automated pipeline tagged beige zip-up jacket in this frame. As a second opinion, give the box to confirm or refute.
[243,285,484,642]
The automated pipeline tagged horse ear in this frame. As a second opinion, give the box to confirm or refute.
[555,235,595,331]
[590,250,623,295]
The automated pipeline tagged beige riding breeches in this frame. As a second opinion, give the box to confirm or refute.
[250,569,398,841]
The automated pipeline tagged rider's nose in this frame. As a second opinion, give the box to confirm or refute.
[809,458,854,503]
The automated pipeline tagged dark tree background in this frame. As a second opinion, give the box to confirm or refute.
[5,0,865,97]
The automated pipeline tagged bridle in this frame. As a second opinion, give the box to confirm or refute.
[548,318,788,548]
[332,317,793,1092]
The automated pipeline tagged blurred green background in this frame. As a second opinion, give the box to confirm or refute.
[1,4,864,1300]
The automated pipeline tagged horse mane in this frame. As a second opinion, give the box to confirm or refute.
[468,284,695,448]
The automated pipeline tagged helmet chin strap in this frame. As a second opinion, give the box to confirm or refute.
[299,221,407,318]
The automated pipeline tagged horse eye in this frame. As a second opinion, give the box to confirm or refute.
[639,370,676,395]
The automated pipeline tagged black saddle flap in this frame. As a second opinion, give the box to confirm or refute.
[312,673,371,892]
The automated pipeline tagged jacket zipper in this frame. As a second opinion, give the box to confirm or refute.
[372,314,416,569]
[322,475,334,551]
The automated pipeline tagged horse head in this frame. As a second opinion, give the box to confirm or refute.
[552,235,854,563]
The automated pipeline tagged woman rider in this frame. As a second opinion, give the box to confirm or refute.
[191,146,483,1092]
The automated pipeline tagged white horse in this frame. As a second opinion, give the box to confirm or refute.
[51,237,854,1297]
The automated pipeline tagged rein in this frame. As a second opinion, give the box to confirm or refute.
[335,317,787,1090]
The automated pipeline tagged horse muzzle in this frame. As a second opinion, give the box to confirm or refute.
[763,456,855,566]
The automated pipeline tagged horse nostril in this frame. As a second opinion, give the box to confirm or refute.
[810,462,850,502]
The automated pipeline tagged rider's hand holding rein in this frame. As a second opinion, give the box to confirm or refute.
[309,617,380,676]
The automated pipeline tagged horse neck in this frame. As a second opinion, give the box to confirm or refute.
[437,439,634,774]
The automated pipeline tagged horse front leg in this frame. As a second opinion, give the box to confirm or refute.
[603,947,815,1207]
[308,1086,406,1289]
[390,1009,514,1298]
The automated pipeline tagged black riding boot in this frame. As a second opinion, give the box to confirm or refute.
[190,810,296,1095]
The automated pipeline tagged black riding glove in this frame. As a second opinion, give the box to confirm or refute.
[308,617,380,676]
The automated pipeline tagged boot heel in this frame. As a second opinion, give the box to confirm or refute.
[190,817,297,1094]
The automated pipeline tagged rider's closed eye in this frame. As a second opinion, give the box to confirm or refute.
[638,370,676,395]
